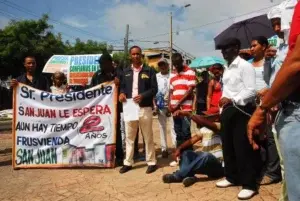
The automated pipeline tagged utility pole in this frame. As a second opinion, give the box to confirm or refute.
[170,12,173,71]
[124,24,129,65]
[169,4,190,71]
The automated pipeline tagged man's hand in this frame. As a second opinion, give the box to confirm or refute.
[257,88,269,98]
[119,93,127,103]
[172,104,181,112]
[172,110,181,117]
[173,110,191,117]
[114,77,120,86]
[172,149,181,161]
[168,105,175,113]
[219,97,232,108]
[270,105,279,113]
[10,79,18,88]
[133,95,143,104]
[247,108,267,150]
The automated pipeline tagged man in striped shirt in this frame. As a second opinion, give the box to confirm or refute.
[169,53,196,152]
[162,111,224,187]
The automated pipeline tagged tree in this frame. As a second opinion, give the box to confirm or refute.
[65,39,110,55]
[0,15,66,77]
[112,52,128,63]
[0,15,112,77]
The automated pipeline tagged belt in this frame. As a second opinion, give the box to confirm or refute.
[223,102,255,110]
[282,100,300,108]
[222,102,254,117]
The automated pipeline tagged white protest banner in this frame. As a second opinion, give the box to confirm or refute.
[12,82,117,169]
[43,54,111,86]
[42,55,71,75]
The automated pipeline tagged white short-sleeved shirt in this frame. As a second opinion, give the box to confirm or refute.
[254,66,268,91]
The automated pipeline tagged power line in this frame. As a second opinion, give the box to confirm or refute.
[130,40,169,43]
[0,9,79,43]
[0,9,22,20]
[1,0,120,43]
[127,39,194,58]
[172,43,195,59]
[0,9,125,50]
[131,4,277,41]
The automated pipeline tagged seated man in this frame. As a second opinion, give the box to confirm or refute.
[162,111,224,187]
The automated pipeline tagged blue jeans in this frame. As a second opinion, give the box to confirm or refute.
[173,116,192,149]
[275,103,300,201]
[174,151,224,179]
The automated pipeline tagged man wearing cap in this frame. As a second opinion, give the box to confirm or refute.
[248,2,300,201]
[153,58,176,158]
[267,3,290,86]
[90,53,124,166]
[215,38,261,200]
[249,4,288,189]
[255,4,293,200]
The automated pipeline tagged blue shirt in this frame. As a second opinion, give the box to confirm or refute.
[269,43,289,86]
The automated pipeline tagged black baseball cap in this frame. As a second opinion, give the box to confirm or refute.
[96,53,112,63]
[216,37,241,50]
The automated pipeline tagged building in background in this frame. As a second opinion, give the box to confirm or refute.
[143,48,193,71]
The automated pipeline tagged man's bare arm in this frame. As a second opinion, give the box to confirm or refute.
[177,135,203,151]
[173,87,194,110]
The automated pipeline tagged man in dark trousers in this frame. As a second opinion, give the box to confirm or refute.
[248,3,300,200]
[90,53,124,166]
[168,53,196,167]
[215,38,261,200]
[11,55,50,91]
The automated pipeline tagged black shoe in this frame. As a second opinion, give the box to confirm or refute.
[162,174,182,183]
[182,177,197,187]
[115,159,123,167]
[162,151,168,158]
[146,165,158,174]
[119,165,132,174]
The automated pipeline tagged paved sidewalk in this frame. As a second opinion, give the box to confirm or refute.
[0,120,281,201]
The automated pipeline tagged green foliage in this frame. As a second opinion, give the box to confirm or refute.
[0,15,111,77]
[65,39,109,55]
[112,52,129,64]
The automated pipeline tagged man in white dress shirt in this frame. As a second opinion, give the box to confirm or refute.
[215,38,262,200]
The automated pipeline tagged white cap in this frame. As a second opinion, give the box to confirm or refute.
[267,4,284,19]
[281,0,298,31]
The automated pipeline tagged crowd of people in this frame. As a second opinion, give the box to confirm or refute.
[7,1,300,200]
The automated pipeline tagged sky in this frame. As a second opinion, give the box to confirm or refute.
[0,0,282,57]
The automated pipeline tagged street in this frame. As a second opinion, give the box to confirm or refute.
[0,119,280,201]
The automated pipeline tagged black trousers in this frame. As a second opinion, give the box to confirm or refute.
[115,103,124,161]
[261,126,282,181]
[196,102,206,115]
[220,104,262,190]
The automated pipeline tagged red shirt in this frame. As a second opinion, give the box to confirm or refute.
[170,66,196,111]
[288,2,300,55]
[287,1,300,102]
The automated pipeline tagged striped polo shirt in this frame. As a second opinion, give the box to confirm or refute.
[199,124,223,162]
[170,66,196,111]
